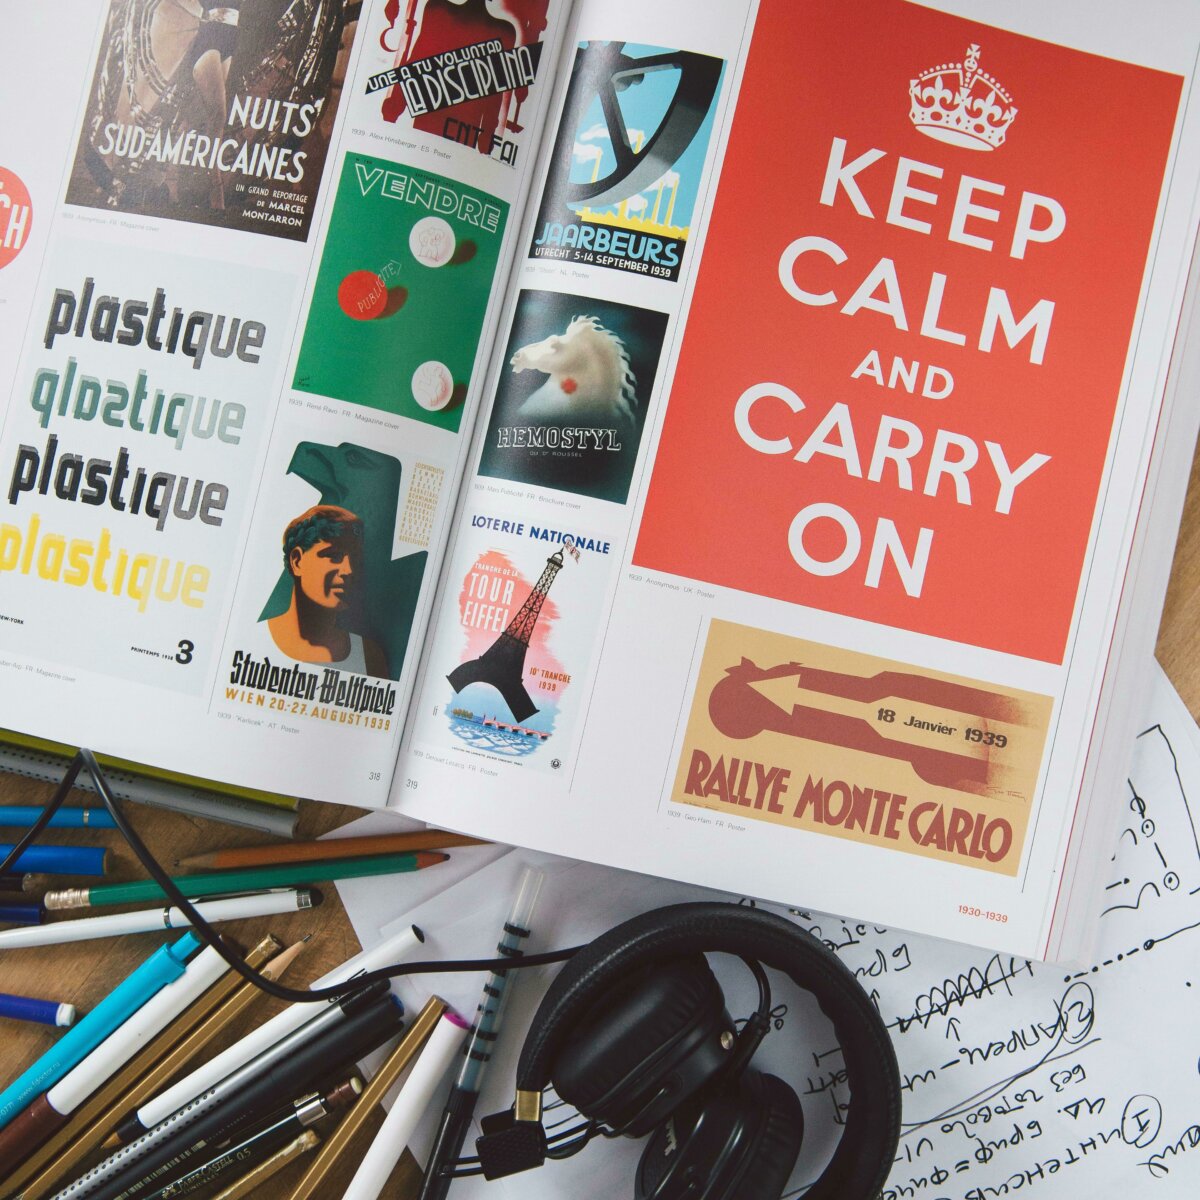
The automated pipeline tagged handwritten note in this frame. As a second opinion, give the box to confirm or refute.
[340,660,1200,1197]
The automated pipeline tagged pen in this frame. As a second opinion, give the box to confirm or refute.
[66,985,405,1200]
[0,934,199,1132]
[114,922,424,1142]
[0,844,107,877]
[343,1010,470,1200]
[0,944,233,1177]
[0,901,44,925]
[10,938,298,1200]
[209,1129,320,1200]
[0,993,76,1028]
[419,865,545,1200]
[132,1079,361,1200]
[77,981,394,1192]
[42,852,448,910]
[176,830,487,870]
[0,806,117,829]
[0,888,316,949]
[285,996,447,1200]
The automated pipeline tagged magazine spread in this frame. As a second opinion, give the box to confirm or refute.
[3,0,1200,958]
[0,0,572,801]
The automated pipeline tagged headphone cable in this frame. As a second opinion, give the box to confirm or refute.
[0,749,585,1003]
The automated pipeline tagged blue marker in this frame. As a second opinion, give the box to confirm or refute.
[0,807,116,829]
[0,993,76,1027]
[0,902,43,926]
[0,844,107,876]
[0,932,199,1129]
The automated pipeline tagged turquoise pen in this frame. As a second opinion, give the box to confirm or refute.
[0,931,199,1130]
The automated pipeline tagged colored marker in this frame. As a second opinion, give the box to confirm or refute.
[0,933,199,1131]
[0,845,106,877]
[0,807,116,829]
[0,901,44,926]
[0,994,75,1028]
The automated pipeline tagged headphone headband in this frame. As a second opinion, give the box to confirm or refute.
[517,902,901,1200]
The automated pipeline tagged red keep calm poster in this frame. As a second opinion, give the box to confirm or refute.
[634,0,1183,663]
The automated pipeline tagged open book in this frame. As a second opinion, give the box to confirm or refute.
[4,0,1200,960]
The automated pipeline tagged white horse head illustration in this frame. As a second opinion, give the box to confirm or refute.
[509,315,637,428]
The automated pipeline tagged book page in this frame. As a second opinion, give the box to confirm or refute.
[395,0,1200,957]
[346,659,1200,1198]
[0,0,574,802]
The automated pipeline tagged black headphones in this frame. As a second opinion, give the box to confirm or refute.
[6,754,902,1198]
[475,901,902,1200]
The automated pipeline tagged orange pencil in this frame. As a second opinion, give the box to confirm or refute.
[175,830,488,870]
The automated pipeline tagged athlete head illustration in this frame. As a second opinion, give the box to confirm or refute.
[267,505,388,676]
[284,505,363,608]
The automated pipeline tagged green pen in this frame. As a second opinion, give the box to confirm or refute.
[38,851,448,910]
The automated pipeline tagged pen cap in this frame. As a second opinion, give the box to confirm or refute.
[506,866,545,937]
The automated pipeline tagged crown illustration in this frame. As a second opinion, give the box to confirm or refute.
[909,44,1017,151]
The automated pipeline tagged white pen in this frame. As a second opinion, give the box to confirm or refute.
[47,944,231,1116]
[119,921,423,1139]
[343,1010,470,1200]
[0,889,315,949]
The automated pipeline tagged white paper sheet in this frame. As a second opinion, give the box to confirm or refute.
[339,659,1200,1197]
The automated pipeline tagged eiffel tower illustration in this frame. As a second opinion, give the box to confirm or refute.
[447,549,565,722]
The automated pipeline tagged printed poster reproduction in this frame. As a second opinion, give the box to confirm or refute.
[530,40,723,281]
[66,0,361,240]
[0,166,31,270]
[675,620,1052,875]
[216,424,445,764]
[634,4,1184,664]
[368,0,552,167]
[255,439,436,683]
[477,290,668,502]
[293,152,508,432]
[0,238,292,692]
[437,510,611,771]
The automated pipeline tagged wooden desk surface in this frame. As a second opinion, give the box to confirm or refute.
[0,786,421,1199]
[3,443,1200,1198]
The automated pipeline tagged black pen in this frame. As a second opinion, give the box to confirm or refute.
[138,1078,361,1200]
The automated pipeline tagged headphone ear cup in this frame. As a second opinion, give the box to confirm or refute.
[635,1071,803,1200]
[551,955,736,1136]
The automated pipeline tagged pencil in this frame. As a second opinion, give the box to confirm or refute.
[176,830,487,870]
[41,851,448,910]
[10,936,304,1200]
